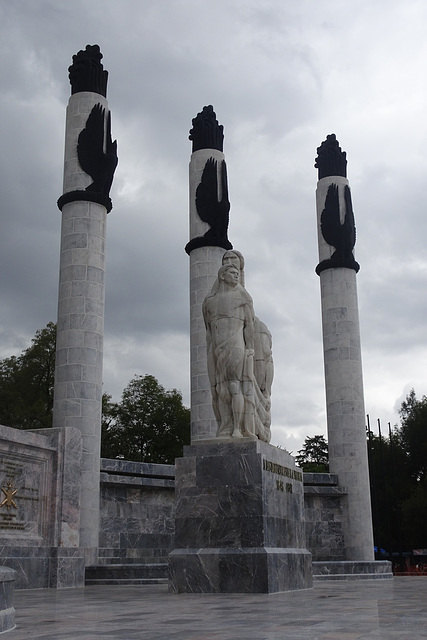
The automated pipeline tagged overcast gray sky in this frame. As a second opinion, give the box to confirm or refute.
[1,0,427,453]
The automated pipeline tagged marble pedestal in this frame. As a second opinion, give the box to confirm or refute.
[169,440,312,593]
[0,567,16,632]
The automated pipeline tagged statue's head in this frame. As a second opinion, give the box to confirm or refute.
[218,264,239,287]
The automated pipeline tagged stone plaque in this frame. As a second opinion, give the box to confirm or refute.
[0,448,54,542]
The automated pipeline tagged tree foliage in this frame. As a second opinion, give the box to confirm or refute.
[367,426,410,555]
[101,374,190,463]
[0,324,190,464]
[0,322,56,429]
[398,389,427,482]
[368,389,427,556]
[295,392,427,556]
[295,434,329,472]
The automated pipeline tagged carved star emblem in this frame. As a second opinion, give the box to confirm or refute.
[0,482,18,511]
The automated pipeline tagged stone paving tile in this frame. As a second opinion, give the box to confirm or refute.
[7,578,427,639]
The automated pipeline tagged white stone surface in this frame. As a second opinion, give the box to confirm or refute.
[54,110,108,562]
[202,260,272,442]
[203,264,255,438]
[316,178,374,562]
[190,246,224,441]
[188,149,229,442]
[188,149,274,444]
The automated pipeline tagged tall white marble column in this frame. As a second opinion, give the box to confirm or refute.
[186,106,232,442]
[315,135,374,561]
[52,45,117,564]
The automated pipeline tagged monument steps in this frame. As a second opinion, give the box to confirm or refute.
[312,560,393,581]
[85,577,168,586]
[98,548,169,565]
[85,562,168,585]
[97,555,168,565]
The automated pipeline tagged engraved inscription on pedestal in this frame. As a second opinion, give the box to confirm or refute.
[0,451,53,541]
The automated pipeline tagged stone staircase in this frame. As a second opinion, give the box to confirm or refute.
[85,559,168,585]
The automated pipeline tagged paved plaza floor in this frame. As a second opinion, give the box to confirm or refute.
[8,577,427,639]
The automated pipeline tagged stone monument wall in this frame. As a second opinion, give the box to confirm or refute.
[98,459,175,564]
[303,472,347,562]
[98,464,350,568]
[0,424,84,589]
[0,423,366,586]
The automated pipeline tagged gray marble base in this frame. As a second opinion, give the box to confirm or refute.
[313,560,393,580]
[169,440,312,593]
[0,547,85,589]
[49,548,85,588]
[0,567,16,632]
[169,547,311,593]
[303,472,347,561]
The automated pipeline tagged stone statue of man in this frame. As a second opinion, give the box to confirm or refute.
[202,254,272,442]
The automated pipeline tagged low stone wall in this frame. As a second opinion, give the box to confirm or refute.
[98,464,349,567]
[303,472,347,562]
[0,421,354,587]
[99,459,175,564]
[0,424,84,588]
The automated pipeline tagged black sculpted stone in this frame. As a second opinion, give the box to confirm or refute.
[189,105,224,152]
[58,104,118,213]
[316,183,360,275]
[315,134,347,180]
[68,44,108,97]
[78,103,118,197]
[185,158,232,254]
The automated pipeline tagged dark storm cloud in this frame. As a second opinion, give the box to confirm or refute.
[2,0,427,451]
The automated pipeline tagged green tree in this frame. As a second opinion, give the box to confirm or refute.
[399,389,427,482]
[367,426,409,557]
[400,481,427,550]
[368,391,427,556]
[295,434,329,472]
[397,390,427,550]
[0,322,56,429]
[100,393,120,459]
[101,374,190,463]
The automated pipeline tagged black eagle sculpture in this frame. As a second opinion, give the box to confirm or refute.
[316,183,360,275]
[77,103,118,199]
[185,157,232,254]
[57,103,118,213]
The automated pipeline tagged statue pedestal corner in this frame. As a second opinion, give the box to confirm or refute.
[169,440,312,593]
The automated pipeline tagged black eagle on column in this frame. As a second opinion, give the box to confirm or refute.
[57,103,118,213]
[185,157,233,254]
[78,103,118,200]
[316,183,360,275]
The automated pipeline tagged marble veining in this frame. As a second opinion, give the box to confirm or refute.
[169,440,312,593]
